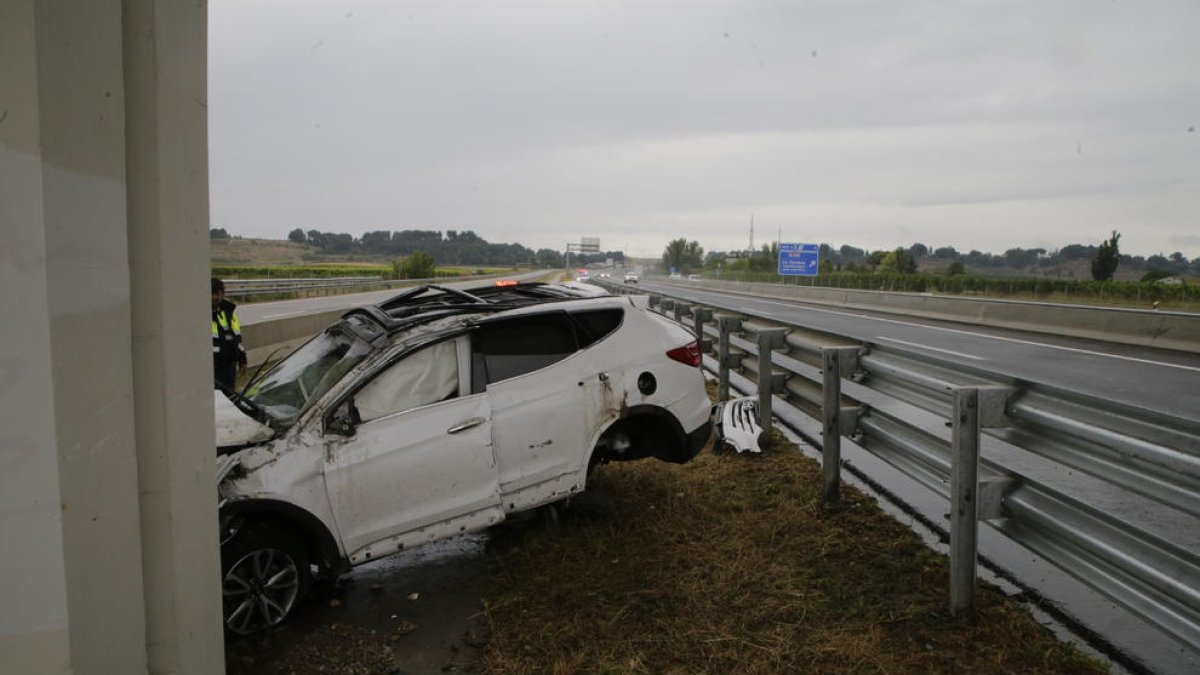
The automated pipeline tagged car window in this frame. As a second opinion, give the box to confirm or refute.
[471,313,578,391]
[569,308,623,349]
[355,340,459,422]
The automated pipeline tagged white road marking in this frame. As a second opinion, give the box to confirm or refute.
[721,297,1200,374]
[260,311,305,319]
[873,336,986,361]
[742,307,773,316]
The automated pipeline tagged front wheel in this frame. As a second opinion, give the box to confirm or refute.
[221,524,310,635]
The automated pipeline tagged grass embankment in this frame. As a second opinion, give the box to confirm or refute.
[481,432,1107,674]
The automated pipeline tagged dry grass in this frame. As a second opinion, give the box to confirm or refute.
[480,432,1107,674]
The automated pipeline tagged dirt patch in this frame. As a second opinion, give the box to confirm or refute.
[225,534,490,675]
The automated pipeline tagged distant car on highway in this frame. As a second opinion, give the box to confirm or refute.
[668,273,683,280]
[687,274,701,281]
[623,272,639,283]
[213,282,713,634]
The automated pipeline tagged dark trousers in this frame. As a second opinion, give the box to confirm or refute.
[215,363,238,391]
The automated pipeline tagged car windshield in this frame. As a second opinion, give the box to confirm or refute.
[244,326,373,429]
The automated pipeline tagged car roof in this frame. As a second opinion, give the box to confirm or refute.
[339,282,610,334]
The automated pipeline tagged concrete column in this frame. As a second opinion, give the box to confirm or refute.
[0,2,73,671]
[123,1,224,673]
[34,1,150,672]
[1,1,221,673]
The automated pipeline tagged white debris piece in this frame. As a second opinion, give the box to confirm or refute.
[715,397,765,453]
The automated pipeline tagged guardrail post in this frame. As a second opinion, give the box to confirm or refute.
[950,387,981,616]
[692,308,712,352]
[756,329,789,429]
[674,302,690,324]
[648,295,661,310]
[716,315,742,401]
[822,348,842,503]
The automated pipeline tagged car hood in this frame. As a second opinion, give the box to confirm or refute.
[214,390,274,449]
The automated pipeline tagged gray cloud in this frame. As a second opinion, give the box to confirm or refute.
[209,0,1200,258]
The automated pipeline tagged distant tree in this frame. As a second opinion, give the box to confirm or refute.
[946,261,966,276]
[395,250,437,279]
[287,228,306,243]
[1140,270,1174,283]
[932,246,960,259]
[866,250,888,270]
[839,244,866,262]
[908,243,929,258]
[877,248,916,274]
[210,227,229,239]
[662,239,704,273]
[818,259,834,275]
[1090,231,1121,281]
[534,248,563,268]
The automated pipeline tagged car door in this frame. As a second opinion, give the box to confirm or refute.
[472,309,622,508]
[324,337,502,564]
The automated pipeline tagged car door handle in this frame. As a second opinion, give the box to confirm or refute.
[447,417,486,434]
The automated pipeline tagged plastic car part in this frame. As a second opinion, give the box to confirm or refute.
[715,396,764,453]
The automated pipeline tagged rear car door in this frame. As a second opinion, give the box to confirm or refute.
[472,308,624,510]
[324,337,501,564]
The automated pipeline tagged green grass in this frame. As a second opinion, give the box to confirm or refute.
[480,431,1108,674]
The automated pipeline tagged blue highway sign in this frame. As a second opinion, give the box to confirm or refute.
[778,243,819,276]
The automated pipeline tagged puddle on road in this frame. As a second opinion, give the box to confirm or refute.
[225,533,493,675]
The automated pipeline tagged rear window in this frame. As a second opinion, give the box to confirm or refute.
[569,308,623,349]
[471,313,576,391]
[470,308,623,391]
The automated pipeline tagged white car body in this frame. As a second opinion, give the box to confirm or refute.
[215,283,712,632]
[623,272,639,283]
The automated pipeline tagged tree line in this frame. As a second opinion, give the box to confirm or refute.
[663,230,1196,281]
[212,226,625,269]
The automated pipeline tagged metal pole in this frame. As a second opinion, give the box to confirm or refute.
[756,329,788,429]
[822,348,842,503]
[950,387,981,616]
[692,308,712,364]
[716,316,741,401]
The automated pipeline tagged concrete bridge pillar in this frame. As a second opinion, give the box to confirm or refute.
[1,1,222,673]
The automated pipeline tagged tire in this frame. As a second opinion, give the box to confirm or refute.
[221,523,310,635]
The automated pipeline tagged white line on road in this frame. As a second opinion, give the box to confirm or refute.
[260,311,306,320]
[742,307,773,316]
[736,298,1200,374]
[874,336,986,361]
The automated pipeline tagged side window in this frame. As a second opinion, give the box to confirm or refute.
[569,308,623,349]
[471,313,577,391]
[355,340,459,422]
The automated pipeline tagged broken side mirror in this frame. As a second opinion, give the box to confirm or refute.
[327,400,357,437]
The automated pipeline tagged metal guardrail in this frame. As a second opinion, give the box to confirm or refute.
[222,276,388,297]
[598,280,1200,651]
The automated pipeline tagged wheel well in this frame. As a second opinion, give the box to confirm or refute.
[220,500,349,577]
[592,405,688,465]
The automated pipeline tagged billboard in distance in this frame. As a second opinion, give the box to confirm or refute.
[778,243,819,276]
[580,237,601,253]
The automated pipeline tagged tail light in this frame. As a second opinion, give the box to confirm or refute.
[666,341,701,367]
[494,279,518,287]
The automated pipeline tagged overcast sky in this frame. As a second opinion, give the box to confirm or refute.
[208,0,1199,259]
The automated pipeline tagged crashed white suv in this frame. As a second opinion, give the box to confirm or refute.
[215,283,712,634]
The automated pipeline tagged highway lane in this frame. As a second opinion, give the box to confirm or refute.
[640,281,1200,422]
[237,272,552,325]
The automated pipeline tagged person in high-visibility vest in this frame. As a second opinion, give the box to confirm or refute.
[212,277,247,390]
